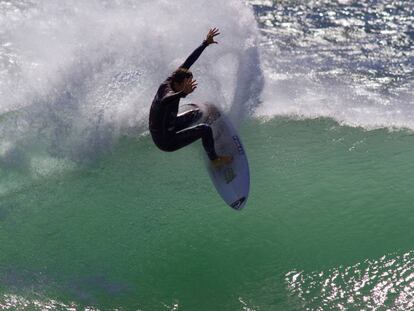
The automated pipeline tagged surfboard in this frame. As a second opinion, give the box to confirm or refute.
[180,103,250,210]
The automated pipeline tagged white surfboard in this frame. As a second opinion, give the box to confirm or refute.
[181,103,250,210]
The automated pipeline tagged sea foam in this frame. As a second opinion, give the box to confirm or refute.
[0,0,262,165]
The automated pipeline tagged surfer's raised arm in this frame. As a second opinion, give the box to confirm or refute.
[158,28,218,104]
[180,28,220,69]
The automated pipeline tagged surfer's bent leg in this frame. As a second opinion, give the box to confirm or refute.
[175,109,201,132]
[170,124,218,160]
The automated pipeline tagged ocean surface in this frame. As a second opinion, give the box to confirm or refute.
[0,0,413,310]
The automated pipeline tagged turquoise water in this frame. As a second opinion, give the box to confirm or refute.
[2,118,414,310]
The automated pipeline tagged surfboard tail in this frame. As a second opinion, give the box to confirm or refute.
[230,197,247,210]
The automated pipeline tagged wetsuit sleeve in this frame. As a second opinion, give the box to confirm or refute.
[179,40,209,69]
[160,89,186,105]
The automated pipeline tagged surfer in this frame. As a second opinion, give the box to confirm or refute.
[149,28,232,167]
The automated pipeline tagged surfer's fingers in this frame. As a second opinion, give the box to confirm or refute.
[209,28,219,37]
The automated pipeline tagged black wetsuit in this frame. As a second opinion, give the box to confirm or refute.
[149,41,218,160]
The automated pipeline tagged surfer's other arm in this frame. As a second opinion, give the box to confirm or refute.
[160,79,197,105]
[180,28,220,69]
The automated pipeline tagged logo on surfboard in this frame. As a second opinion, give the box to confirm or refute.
[224,167,236,184]
[232,135,245,155]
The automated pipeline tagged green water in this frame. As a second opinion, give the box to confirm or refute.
[1,118,414,310]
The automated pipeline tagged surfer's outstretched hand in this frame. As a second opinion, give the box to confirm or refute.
[183,79,197,95]
[205,27,220,45]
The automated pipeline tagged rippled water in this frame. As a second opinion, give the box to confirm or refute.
[252,0,414,129]
[287,251,414,310]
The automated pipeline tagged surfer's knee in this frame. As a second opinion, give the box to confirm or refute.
[151,135,176,152]
[195,123,212,135]
[156,143,177,152]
